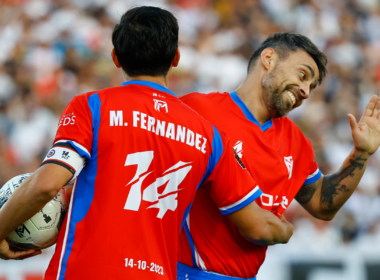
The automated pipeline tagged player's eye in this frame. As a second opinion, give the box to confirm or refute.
[300,72,306,80]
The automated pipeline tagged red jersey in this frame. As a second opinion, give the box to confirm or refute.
[178,91,321,278]
[43,82,261,280]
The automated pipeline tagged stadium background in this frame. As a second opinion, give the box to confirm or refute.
[0,0,380,279]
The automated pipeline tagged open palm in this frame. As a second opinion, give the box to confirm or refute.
[348,95,380,155]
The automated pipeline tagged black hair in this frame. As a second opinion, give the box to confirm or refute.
[247,32,328,84]
[112,6,179,77]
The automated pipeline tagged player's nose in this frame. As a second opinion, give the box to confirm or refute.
[299,84,310,100]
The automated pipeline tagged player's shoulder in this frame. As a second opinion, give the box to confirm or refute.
[93,85,128,97]
[274,116,298,128]
[66,91,98,107]
[180,91,230,103]
[274,116,311,142]
[76,85,145,102]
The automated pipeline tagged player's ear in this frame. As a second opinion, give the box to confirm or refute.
[261,48,276,70]
[111,48,122,68]
[172,48,180,67]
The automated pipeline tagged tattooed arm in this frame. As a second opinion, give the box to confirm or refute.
[295,151,368,220]
[295,95,380,221]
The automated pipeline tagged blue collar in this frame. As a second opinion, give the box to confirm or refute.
[230,91,273,132]
[122,81,177,97]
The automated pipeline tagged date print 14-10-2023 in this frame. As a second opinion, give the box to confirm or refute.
[125,258,164,275]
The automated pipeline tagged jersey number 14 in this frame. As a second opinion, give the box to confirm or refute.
[123,151,192,219]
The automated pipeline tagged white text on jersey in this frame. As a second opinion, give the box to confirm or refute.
[132,111,207,154]
[58,113,76,127]
[260,193,288,209]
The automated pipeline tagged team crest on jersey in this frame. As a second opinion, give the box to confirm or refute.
[233,141,243,158]
[284,156,293,179]
[153,99,168,113]
[233,148,246,169]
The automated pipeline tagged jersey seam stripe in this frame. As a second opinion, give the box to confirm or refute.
[196,126,224,191]
[59,93,100,279]
[184,215,197,268]
[184,217,207,270]
[219,186,262,214]
[56,179,78,280]
[192,126,223,194]
[180,126,223,269]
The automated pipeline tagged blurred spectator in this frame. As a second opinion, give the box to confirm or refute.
[0,0,380,266]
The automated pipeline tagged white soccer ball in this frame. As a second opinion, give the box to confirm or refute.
[0,173,69,250]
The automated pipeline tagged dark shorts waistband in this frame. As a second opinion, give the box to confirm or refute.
[177,262,256,280]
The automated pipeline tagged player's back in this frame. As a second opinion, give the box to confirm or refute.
[45,81,229,280]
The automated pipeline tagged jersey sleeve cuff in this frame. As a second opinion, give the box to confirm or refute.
[219,186,263,215]
[303,168,322,185]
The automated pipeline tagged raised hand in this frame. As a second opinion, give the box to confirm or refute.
[348,95,380,155]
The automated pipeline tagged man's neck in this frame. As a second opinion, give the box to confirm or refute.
[124,75,168,88]
[235,72,271,125]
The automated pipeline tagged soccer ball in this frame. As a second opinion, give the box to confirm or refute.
[0,173,69,250]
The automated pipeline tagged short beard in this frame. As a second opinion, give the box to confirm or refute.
[261,66,292,119]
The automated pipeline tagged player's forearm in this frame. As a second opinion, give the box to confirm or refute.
[319,148,369,218]
[249,212,293,246]
[0,175,56,241]
[228,202,293,246]
[0,165,72,241]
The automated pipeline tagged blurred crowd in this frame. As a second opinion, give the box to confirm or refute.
[1,0,380,258]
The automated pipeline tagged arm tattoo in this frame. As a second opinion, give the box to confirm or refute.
[295,182,317,205]
[321,155,367,208]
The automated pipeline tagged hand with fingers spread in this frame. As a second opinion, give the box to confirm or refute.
[348,95,380,156]
[0,239,41,260]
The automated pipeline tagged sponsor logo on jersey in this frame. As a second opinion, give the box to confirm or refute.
[260,193,289,215]
[47,149,55,158]
[153,99,168,113]
[284,156,293,179]
[233,141,243,158]
[58,113,76,127]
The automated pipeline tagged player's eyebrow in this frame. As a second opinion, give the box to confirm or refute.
[301,64,315,79]
[301,64,318,91]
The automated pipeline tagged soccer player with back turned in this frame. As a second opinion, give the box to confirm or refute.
[0,7,293,280]
[178,33,380,279]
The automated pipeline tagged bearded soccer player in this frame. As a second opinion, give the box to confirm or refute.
[177,32,380,280]
[0,7,293,280]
